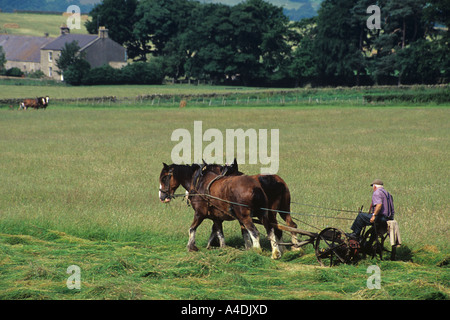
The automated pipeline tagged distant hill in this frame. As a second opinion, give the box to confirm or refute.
[0,0,322,20]
[0,11,89,37]
[0,0,94,14]
[202,0,323,20]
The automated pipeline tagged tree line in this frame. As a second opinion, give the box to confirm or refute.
[78,0,449,87]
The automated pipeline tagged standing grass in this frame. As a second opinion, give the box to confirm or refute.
[0,105,448,300]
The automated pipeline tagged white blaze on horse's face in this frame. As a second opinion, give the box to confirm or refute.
[46,97,49,104]
[159,182,171,203]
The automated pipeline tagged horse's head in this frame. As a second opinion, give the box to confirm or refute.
[159,163,181,203]
[220,158,244,176]
[45,96,49,105]
[204,162,223,175]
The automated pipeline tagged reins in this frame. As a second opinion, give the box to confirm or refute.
[189,169,242,220]
[167,190,355,223]
[160,165,356,234]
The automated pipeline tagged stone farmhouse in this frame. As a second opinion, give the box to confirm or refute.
[0,26,127,80]
[0,34,53,74]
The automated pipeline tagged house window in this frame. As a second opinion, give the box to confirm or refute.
[49,67,52,77]
[48,52,52,62]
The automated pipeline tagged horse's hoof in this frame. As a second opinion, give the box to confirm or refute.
[187,246,199,252]
[271,250,282,260]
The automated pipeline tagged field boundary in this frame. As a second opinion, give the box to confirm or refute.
[2,84,450,108]
[0,93,369,108]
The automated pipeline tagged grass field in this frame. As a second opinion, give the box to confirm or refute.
[0,82,289,100]
[0,81,447,100]
[0,98,448,300]
[0,12,88,37]
[2,82,449,111]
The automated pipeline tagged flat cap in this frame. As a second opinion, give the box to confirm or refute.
[370,179,384,186]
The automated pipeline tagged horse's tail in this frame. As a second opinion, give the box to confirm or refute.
[251,187,268,219]
[278,182,291,213]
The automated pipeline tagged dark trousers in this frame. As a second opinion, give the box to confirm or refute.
[351,213,389,236]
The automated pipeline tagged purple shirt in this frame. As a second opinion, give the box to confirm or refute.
[372,187,395,218]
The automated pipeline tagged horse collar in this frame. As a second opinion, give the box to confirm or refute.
[206,174,224,195]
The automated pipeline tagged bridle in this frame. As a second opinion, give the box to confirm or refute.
[159,172,175,200]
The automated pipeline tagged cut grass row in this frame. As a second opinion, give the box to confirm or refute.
[0,229,448,300]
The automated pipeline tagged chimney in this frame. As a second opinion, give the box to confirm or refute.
[98,26,109,39]
[60,25,70,35]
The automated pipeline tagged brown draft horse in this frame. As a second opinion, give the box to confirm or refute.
[159,162,235,248]
[159,162,282,259]
[220,159,300,249]
[158,161,299,251]
[189,162,281,259]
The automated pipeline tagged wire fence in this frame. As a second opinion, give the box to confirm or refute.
[4,83,447,108]
[20,93,368,108]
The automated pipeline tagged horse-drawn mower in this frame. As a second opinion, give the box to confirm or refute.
[159,162,401,267]
[254,216,399,267]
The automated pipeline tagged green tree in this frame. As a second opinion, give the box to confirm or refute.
[134,0,196,55]
[397,39,441,84]
[132,0,199,75]
[424,0,450,80]
[289,17,319,86]
[56,41,90,85]
[86,0,137,45]
[121,59,165,84]
[183,3,235,81]
[63,60,91,86]
[0,46,6,74]
[158,0,201,79]
[55,41,85,73]
[350,0,380,86]
[230,0,292,85]
[132,0,292,84]
[312,0,364,85]
[371,0,429,85]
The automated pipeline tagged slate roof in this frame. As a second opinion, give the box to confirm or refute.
[0,35,54,62]
[41,34,98,51]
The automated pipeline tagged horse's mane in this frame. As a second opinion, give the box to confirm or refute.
[192,165,203,190]
[161,163,200,178]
